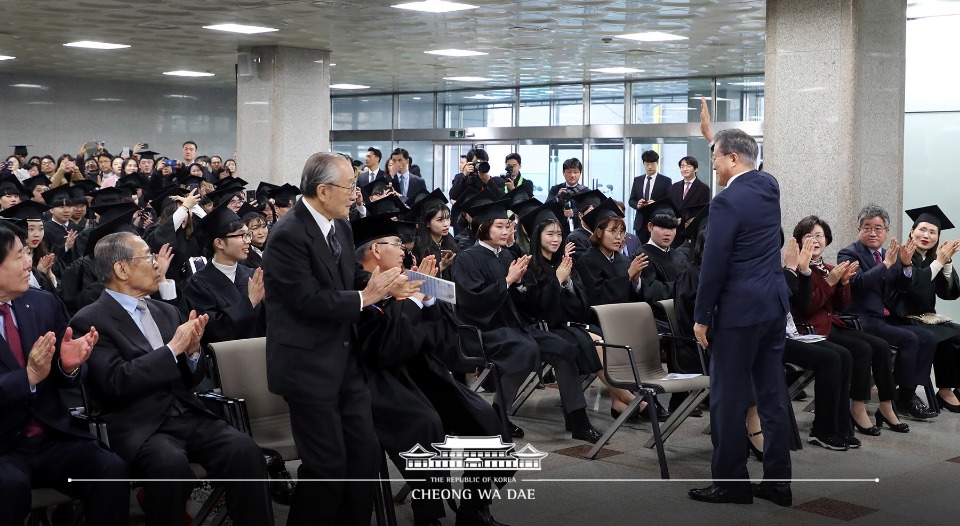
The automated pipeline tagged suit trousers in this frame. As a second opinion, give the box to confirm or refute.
[285,351,380,526]
[828,326,896,402]
[709,316,791,488]
[928,322,960,388]
[857,316,936,391]
[132,411,273,526]
[783,338,852,436]
[0,433,129,526]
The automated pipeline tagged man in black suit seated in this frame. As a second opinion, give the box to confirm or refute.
[450,148,505,201]
[262,152,407,525]
[628,150,672,243]
[837,204,938,420]
[71,231,273,526]
[0,222,128,525]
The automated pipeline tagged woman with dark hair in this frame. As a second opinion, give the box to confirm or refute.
[121,157,139,178]
[146,187,206,282]
[574,198,649,307]
[889,206,960,412]
[411,191,458,280]
[238,203,269,269]
[790,215,904,435]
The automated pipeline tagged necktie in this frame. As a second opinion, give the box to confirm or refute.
[327,224,342,263]
[644,176,653,201]
[683,181,691,199]
[872,251,891,316]
[399,174,407,196]
[0,303,44,438]
[136,299,165,350]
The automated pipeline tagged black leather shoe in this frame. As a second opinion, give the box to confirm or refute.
[808,431,848,451]
[937,393,960,413]
[688,484,753,504]
[639,400,670,422]
[851,416,881,436]
[572,426,604,444]
[507,421,524,439]
[875,408,909,433]
[456,507,509,526]
[751,481,792,507]
[792,389,808,401]
[846,434,861,449]
[897,395,937,420]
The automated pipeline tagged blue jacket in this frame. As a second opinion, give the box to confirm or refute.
[694,170,789,329]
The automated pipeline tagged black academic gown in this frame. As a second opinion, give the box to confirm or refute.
[567,227,592,263]
[575,246,645,306]
[638,244,690,303]
[146,220,203,283]
[42,219,81,266]
[240,244,265,270]
[181,263,263,344]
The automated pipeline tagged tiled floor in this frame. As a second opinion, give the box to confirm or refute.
[116,381,960,525]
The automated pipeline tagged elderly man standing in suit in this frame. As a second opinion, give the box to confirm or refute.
[262,152,406,525]
[690,129,793,507]
[71,231,273,526]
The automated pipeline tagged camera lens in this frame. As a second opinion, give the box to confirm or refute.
[478,161,490,173]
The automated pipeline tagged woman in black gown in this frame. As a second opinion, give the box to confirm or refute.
[411,189,458,281]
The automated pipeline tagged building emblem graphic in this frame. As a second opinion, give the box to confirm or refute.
[399,435,548,471]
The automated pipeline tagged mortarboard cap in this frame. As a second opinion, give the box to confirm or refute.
[366,194,409,218]
[69,180,99,205]
[504,184,533,209]
[639,198,681,228]
[85,207,139,257]
[91,187,134,207]
[269,183,301,207]
[0,174,26,197]
[12,146,30,157]
[407,188,448,220]
[237,202,265,222]
[351,214,418,248]
[117,173,148,191]
[451,187,480,220]
[0,200,49,222]
[149,185,187,214]
[93,201,139,224]
[905,204,954,231]
[196,201,243,248]
[136,150,159,161]
[570,189,606,210]
[581,198,624,231]
[518,200,565,239]
[41,185,72,207]
[206,184,246,208]
[213,176,249,191]
[465,197,511,226]
[361,178,393,202]
[22,175,51,192]
[255,182,279,206]
[510,197,541,220]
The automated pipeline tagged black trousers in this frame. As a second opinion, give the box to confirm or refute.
[783,338,852,436]
[828,326,896,401]
[285,352,380,526]
[858,316,936,391]
[0,432,128,526]
[930,322,960,388]
[709,317,791,489]
[132,413,273,526]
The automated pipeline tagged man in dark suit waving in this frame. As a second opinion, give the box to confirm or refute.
[690,129,793,507]
[262,152,406,525]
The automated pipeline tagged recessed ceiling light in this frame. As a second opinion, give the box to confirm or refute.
[10,83,44,89]
[330,83,370,90]
[164,94,199,99]
[26,101,53,105]
[616,32,688,42]
[544,90,555,94]
[412,96,422,100]
[425,49,487,57]
[443,76,491,82]
[392,1,478,13]
[203,23,279,34]
[64,41,131,50]
[590,67,644,74]
[163,70,215,77]
[727,81,765,87]
[0,55,14,61]
[91,98,125,102]
[243,101,269,105]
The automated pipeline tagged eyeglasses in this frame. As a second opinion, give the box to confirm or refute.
[375,241,404,249]
[223,232,253,242]
[228,197,245,206]
[802,233,826,240]
[323,182,358,194]
[127,254,157,266]
[859,226,888,234]
[603,229,627,239]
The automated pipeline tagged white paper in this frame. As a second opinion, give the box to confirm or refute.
[659,373,702,381]
[788,334,826,343]
[406,270,457,304]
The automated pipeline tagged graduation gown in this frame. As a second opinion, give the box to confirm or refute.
[567,227,592,263]
[889,252,960,343]
[574,246,645,306]
[146,220,203,283]
[42,219,81,266]
[672,263,705,373]
[414,236,457,282]
[181,263,263,344]
[240,244,265,269]
[638,244,689,303]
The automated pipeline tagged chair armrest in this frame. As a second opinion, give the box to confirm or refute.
[456,324,487,364]
[796,323,815,335]
[657,333,708,375]
[597,341,642,390]
[834,314,862,331]
[196,392,249,434]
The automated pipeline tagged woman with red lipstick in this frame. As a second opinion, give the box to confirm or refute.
[889,205,960,412]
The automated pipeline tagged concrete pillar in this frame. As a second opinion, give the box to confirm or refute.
[764,0,906,257]
[237,47,330,187]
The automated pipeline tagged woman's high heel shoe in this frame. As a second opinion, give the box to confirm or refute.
[851,416,881,436]
[936,393,960,413]
[875,408,909,433]
[747,430,763,461]
[610,406,640,421]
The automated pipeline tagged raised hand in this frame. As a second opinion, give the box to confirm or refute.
[248,267,265,307]
[700,96,714,143]
[439,250,456,271]
[900,238,917,267]
[937,240,960,265]
[181,189,200,210]
[628,253,648,283]
[362,267,404,307]
[798,237,816,274]
[884,238,900,268]
[156,243,174,279]
[564,242,576,259]
[415,255,439,278]
[506,255,531,286]
[37,253,56,274]
[556,255,573,284]
[826,260,849,287]
[783,237,800,270]
[841,261,859,285]
[59,326,98,373]
[26,332,57,386]
[64,230,78,251]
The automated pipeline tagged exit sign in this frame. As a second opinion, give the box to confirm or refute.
[450,130,466,138]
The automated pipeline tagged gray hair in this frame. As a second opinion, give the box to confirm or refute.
[300,152,351,198]
[714,129,758,168]
[857,203,890,228]
[94,232,137,283]
[354,240,376,263]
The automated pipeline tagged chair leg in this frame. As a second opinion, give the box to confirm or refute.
[190,484,225,526]
[585,396,643,460]
[468,367,491,392]
[510,365,551,416]
[643,389,670,479]
[374,454,398,526]
[924,381,940,415]
[580,373,597,392]
[644,389,709,448]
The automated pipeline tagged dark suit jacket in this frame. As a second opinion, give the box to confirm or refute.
[668,178,711,216]
[1,289,89,452]
[261,199,362,401]
[694,170,789,329]
[837,241,911,318]
[181,263,262,344]
[450,173,505,201]
[628,173,671,233]
[358,170,384,197]
[70,291,210,462]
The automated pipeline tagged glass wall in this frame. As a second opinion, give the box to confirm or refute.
[589,85,625,125]
[518,85,584,127]
[398,93,434,129]
[517,140,584,201]
[395,141,435,190]
[587,139,625,200]
[716,75,765,122]
[439,89,515,128]
[332,95,392,130]
[632,78,713,124]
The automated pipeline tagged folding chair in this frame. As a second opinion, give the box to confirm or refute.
[457,325,511,433]
[30,488,80,526]
[586,303,710,478]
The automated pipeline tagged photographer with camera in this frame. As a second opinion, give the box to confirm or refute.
[503,152,533,196]
[546,157,590,229]
[449,148,504,201]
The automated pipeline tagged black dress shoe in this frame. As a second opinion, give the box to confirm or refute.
[610,407,640,421]
[846,434,861,449]
[571,426,604,444]
[507,421,524,439]
[751,481,792,507]
[937,393,960,413]
[688,484,753,504]
[875,408,909,433]
[639,401,670,422]
[897,396,937,420]
[851,416,881,436]
[808,431,848,451]
[456,507,509,526]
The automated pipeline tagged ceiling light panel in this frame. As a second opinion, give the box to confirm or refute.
[203,24,279,34]
[392,1,478,13]
[425,49,487,57]
[63,41,131,50]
